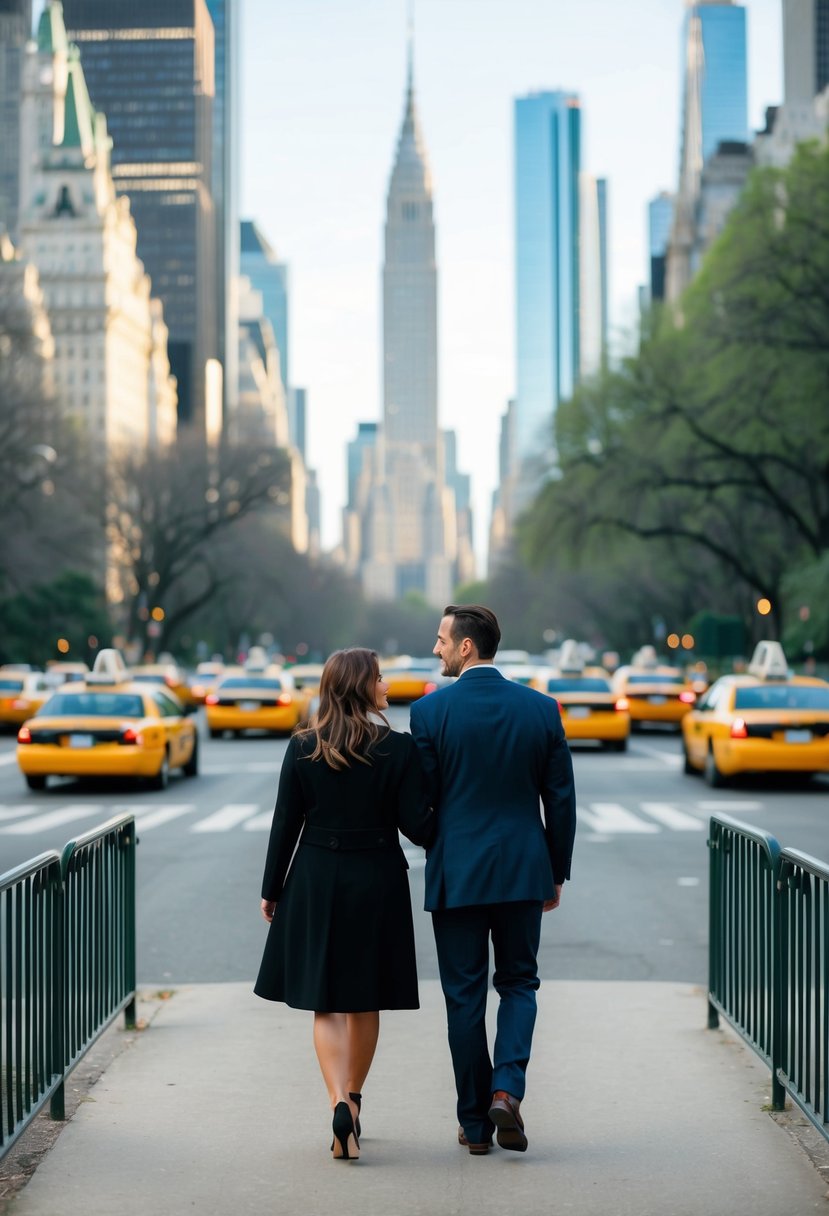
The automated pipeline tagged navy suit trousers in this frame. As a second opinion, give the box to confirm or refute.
[431,901,543,1144]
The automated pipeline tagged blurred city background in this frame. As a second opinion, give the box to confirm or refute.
[0,0,826,672]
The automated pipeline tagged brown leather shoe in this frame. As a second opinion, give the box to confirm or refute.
[457,1125,491,1155]
[487,1091,528,1152]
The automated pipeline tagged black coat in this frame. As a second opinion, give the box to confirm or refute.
[254,728,434,1012]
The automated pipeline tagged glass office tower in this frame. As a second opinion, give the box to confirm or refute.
[683,3,748,164]
[61,0,218,430]
[206,0,238,422]
[240,219,289,398]
[513,90,581,475]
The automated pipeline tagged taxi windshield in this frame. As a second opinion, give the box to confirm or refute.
[626,674,684,685]
[547,678,611,692]
[0,678,24,691]
[218,677,283,690]
[39,692,145,717]
[734,685,829,711]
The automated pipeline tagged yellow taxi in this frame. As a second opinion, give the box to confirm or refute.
[0,672,65,731]
[681,641,829,787]
[130,660,195,707]
[16,650,198,791]
[205,667,312,737]
[383,661,440,703]
[186,660,226,705]
[532,642,630,750]
[612,646,696,730]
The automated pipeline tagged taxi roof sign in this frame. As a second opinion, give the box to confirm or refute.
[86,648,128,685]
[558,639,584,674]
[632,645,659,669]
[747,640,789,680]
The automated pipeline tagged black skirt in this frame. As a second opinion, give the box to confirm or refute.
[254,839,420,1012]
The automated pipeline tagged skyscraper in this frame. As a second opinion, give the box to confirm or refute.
[205,0,238,423]
[648,191,675,301]
[0,0,32,239]
[344,48,472,605]
[666,2,748,301]
[512,91,581,500]
[240,219,289,398]
[60,0,218,430]
[784,0,829,101]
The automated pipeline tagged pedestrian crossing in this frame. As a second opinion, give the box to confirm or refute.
[0,798,764,840]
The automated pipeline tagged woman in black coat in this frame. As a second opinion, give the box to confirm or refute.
[255,647,434,1161]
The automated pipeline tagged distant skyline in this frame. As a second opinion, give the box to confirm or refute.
[240,0,782,568]
[35,1,785,569]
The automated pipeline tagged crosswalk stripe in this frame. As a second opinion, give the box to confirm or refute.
[0,805,104,835]
[639,802,705,831]
[0,804,39,822]
[0,753,19,767]
[580,802,660,834]
[134,804,197,831]
[243,812,273,832]
[697,800,764,812]
[192,804,259,833]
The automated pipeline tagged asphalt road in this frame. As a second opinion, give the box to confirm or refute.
[1,709,827,987]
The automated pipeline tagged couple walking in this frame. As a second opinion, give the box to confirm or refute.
[254,604,577,1161]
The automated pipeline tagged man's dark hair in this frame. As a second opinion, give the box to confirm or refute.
[443,604,501,660]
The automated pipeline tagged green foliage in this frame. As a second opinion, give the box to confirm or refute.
[781,553,829,660]
[519,140,829,650]
[0,571,109,666]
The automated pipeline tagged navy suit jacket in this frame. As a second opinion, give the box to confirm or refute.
[409,665,576,912]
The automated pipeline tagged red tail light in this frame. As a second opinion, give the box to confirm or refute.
[277,693,293,706]
[205,693,220,706]
[615,697,629,712]
[730,718,748,739]
[121,726,143,745]
[679,690,696,705]
[12,698,31,711]
[17,725,32,744]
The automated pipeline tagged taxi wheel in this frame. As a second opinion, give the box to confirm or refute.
[183,737,199,777]
[150,750,170,791]
[607,739,627,753]
[25,774,47,791]
[209,729,222,739]
[704,746,728,788]
[682,744,697,775]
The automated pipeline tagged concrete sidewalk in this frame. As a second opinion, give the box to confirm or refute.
[6,981,829,1216]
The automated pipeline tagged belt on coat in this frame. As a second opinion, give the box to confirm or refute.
[300,825,397,852]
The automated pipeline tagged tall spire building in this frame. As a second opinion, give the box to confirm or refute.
[344,47,473,605]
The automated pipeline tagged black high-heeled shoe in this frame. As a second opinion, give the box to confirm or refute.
[331,1101,360,1161]
[349,1091,362,1139]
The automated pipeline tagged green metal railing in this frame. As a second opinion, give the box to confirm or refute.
[708,814,829,1136]
[0,814,136,1156]
[776,848,829,1140]
[0,851,63,1156]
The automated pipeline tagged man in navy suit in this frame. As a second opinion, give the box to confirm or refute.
[410,605,576,1155]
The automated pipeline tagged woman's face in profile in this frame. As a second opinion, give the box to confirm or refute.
[374,672,390,711]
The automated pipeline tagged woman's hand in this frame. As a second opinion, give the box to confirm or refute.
[261,899,277,923]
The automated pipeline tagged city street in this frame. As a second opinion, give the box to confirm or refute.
[1,707,828,988]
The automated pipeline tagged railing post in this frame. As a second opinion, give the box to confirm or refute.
[49,853,68,1121]
[771,862,787,1111]
[123,821,137,1030]
[707,821,720,1029]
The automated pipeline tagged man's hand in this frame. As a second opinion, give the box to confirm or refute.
[543,885,563,912]
[261,899,277,923]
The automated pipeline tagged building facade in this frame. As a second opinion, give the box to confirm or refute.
[756,0,829,168]
[647,191,675,302]
[60,0,218,431]
[666,2,748,301]
[0,0,31,239]
[19,3,177,453]
[240,219,289,400]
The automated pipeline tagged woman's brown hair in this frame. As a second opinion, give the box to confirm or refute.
[298,648,388,770]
